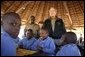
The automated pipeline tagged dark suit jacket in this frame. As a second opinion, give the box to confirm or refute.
[42,17,66,39]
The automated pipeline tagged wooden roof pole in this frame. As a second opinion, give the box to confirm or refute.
[5,1,18,13]
[16,2,28,13]
[63,1,73,28]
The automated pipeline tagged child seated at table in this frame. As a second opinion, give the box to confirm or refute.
[1,12,21,56]
[56,32,81,56]
[18,29,37,50]
[31,28,56,56]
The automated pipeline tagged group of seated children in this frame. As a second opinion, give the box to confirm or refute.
[18,28,81,56]
[18,28,56,56]
[1,12,81,56]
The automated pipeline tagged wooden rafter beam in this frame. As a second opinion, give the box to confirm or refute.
[16,2,28,13]
[63,1,73,27]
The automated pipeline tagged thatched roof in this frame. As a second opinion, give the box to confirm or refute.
[1,1,84,29]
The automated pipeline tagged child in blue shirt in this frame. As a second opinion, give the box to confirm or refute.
[1,12,21,56]
[18,29,37,50]
[32,28,56,56]
[56,32,81,56]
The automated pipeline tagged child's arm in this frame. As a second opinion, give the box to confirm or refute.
[42,40,56,54]
[31,40,39,51]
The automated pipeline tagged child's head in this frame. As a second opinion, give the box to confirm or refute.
[25,29,34,39]
[2,12,21,38]
[39,28,49,39]
[60,32,77,45]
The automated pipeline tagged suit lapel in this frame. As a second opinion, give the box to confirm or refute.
[49,19,53,33]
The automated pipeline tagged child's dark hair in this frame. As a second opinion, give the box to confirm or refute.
[41,27,49,34]
[2,12,21,21]
[64,32,77,44]
[27,29,33,33]
[24,29,33,36]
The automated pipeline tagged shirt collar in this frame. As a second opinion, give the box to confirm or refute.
[63,43,76,48]
[2,27,18,43]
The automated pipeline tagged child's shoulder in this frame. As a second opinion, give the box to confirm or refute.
[47,36,54,41]
[21,37,27,41]
[48,36,53,39]
[32,37,37,41]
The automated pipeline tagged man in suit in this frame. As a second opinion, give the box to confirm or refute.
[42,7,66,46]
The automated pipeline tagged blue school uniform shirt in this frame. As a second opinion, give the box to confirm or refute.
[56,43,81,56]
[18,37,37,50]
[13,37,21,48]
[1,30,17,56]
[32,36,56,55]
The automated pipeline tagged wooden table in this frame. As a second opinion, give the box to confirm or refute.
[17,48,37,56]
[30,51,48,56]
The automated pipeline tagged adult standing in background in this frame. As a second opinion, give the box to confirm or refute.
[25,16,40,39]
[42,7,66,46]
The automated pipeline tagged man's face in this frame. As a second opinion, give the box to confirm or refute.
[26,31,33,39]
[3,17,21,39]
[39,30,48,39]
[49,8,57,17]
[31,16,35,23]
